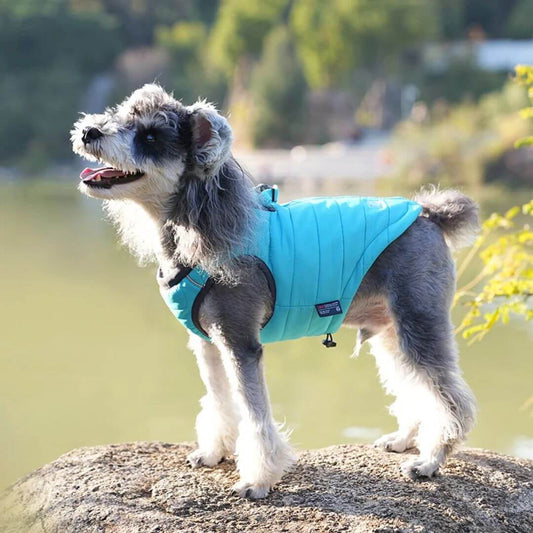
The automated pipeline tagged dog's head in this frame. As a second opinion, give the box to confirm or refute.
[71,84,233,202]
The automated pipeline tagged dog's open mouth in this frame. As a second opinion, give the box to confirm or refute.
[80,167,145,189]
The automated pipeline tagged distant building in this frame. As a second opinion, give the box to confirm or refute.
[424,40,533,73]
[476,40,533,71]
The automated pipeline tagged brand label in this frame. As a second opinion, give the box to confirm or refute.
[315,300,343,317]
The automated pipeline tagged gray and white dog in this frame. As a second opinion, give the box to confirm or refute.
[71,84,478,499]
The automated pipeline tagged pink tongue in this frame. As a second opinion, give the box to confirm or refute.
[80,167,126,181]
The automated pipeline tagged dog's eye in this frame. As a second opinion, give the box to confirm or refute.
[145,133,156,143]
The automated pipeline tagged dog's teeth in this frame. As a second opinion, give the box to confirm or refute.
[94,176,101,181]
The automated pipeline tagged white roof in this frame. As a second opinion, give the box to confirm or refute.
[475,40,533,71]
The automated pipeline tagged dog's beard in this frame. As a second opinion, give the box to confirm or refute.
[103,199,161,264]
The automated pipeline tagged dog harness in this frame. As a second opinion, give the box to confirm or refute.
[157,188,422,344]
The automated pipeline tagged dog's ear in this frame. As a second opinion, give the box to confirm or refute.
[188,101,232,177]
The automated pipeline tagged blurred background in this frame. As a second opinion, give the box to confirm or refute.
[1,0,532,490]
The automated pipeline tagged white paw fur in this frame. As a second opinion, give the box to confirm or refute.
[401,457,440,479]
[187,448,225,469]
[374,431,416,453]
[231,481,271,499]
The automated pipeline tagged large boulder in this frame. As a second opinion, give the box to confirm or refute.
[1,442,531,532]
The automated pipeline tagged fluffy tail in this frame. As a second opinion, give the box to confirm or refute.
[414,187,480,251]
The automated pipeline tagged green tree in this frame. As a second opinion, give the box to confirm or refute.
[157,21,226,104]
[505,0,533,39]
[463,0,519,38]
[79,0,207,45]
[250,26,307,147]
[207,0,288,77]
[290,0,437,89]
[0,9,121,164]
[434,0,464,39]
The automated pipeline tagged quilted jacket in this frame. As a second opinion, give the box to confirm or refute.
[158,188,422,343]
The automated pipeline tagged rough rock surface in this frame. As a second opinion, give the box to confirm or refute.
[1,442,532,532]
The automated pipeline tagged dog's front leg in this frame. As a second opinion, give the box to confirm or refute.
[187,334,239,468]
[213,335,296,499]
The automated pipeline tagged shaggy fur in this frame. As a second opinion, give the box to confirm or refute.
[72,84,478,499]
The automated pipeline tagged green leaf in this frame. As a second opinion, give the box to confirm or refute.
[505,206,520,220]
[520,107,533,119]
[514,136,533,148]
[522,200,533,215]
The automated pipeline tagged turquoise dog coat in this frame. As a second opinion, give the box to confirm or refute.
[158,188,422,343]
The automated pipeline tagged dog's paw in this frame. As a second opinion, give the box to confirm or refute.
[231,481,271,499]
[400,458,440,480]
[374,432,414,453]
[187,449,224,469]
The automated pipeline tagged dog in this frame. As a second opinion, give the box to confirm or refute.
[71,84,478,499]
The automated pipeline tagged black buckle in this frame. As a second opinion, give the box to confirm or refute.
[322,333,337,348]
[255,183,276,211]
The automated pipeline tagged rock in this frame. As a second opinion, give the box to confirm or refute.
[1,442,532,532]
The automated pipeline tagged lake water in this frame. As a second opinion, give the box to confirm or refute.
[1,180,531,489]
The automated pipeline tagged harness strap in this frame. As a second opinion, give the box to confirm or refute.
[159,257,276,342]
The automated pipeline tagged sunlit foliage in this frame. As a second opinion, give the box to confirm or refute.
[455,201,533,342]
[390,82,531,187]
[455,66,533,342]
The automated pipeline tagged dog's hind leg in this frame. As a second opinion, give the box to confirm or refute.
[362,218,476,479]
[212,334,296,499]
[374,298,476,480]
[187,334,239,468]
[371,326,421,454]
[399,338,476,480]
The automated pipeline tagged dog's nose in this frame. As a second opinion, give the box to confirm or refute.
[82,127,103,144]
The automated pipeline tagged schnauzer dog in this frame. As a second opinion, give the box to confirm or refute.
[71,84,477,499]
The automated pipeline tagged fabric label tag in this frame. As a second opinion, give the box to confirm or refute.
[315,300,343,317]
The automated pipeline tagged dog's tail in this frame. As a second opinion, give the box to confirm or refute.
[414,187,480,251]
